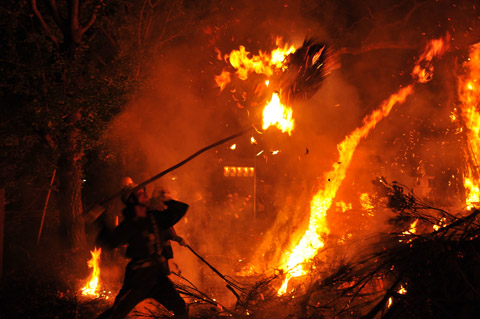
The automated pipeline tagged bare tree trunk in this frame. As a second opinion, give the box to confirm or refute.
[31,1,102,252]
[58,126,86,251]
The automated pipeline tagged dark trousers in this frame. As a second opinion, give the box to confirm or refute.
[98,262,187,319]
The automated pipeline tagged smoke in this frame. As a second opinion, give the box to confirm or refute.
[100,0,479,302]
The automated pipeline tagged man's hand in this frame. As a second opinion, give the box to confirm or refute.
[175,236,188,247]
[150,187,174,210]
[153,187,173,202]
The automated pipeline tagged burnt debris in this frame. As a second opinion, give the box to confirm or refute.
[278,39,330,103]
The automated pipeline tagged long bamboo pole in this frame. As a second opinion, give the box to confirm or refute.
[85,127,252,222]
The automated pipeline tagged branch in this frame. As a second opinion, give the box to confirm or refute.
[137,0,148,46]
[156,0,178,44]
[335,42,417,56]
[359,1,426,48]
[79,12,97,36]
[359,275,404,319]
[79,0,104,37]
[70,0,79,33]
[31,0,59,48]
[48,0,64,31]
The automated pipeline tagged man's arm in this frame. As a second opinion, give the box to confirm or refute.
[154,199,189,229]
[168,226,188,246]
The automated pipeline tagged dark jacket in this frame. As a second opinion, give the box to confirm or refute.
[97,200,188,262]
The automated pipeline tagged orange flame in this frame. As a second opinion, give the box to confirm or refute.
[216,37,295,86]
[402,219,418,236]
[336,201,352,213]
[225,37,296,81]
[228,45,272,80]
[262,92,295,135]
[217,38,298,134]
[360,193,374,215]
[411,34,450,83]
[387,297,393,308]
[270,37,296,69]
[278,85,414,294]
[81,247,102,297]
[458,43,480,210]
[277,35,449,294]
[215,69,231,91]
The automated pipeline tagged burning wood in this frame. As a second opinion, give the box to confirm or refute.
[276,39,329,102]
[322,180,480,319]
[215,36,330,135]
[211,179,480,318]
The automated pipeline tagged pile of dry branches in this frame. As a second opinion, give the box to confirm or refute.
[284,178,480,319]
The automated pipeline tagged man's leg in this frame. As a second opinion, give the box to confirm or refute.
[97,307,113,319]
[150,275,188,318]
[98,267,156,319]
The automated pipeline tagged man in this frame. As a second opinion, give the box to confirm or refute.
[97,179,189,319]
[149,186,188,274]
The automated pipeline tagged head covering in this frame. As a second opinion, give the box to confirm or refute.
[120,176,135,188]
[120,177,138,205]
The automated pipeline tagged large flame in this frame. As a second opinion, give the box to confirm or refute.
[222,37,296,81]
[277,35,449,295]
[216,38,297,134]
[278,85,414,294]
[262,92,295,135]
[81,247,102,297]
[458,43,480,209]
[412,33,450,83]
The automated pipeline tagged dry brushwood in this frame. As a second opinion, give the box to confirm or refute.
[277,38,330,103]
[293,178,480,319]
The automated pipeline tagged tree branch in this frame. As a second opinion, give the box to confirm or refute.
[80,0,104,37]
[335,41,417,56]
[70,0,79,33]
[48,0,64,31]
[31,0,59,48]
[156,0,179,45]
[138,0,148,46]
[79,11,97,36]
